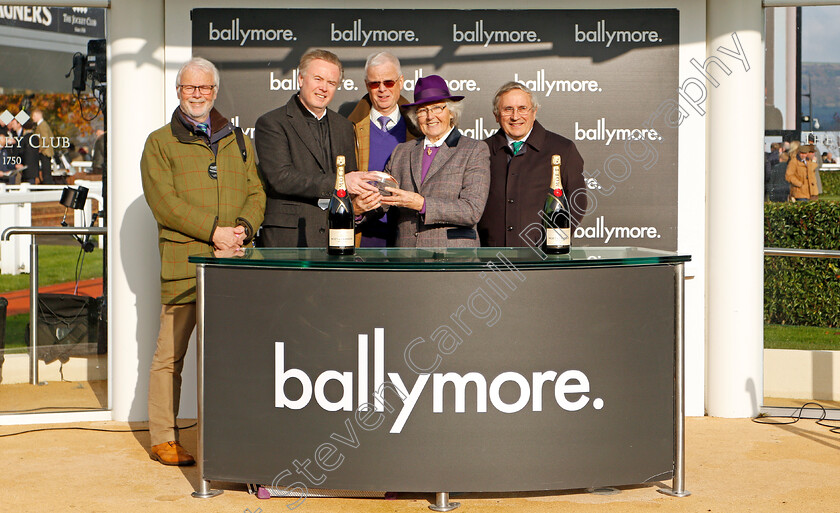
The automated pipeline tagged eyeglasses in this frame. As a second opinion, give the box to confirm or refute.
[179,84,216,95]
[500,106,533,117]
[366,79,399,89]
[416,104,447,118]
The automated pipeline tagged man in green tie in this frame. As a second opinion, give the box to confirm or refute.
[478,82,587,247]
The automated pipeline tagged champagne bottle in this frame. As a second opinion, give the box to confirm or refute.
[328,155,355,255]
[542,154,571,255]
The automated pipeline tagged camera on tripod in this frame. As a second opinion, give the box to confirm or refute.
[69,39,106,93]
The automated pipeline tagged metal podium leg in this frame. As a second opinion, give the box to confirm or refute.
[429,492,460,511]
[658,262,690,498]
[192,265,222,499]
[30,237,41,385]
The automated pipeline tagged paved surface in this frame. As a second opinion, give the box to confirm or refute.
[1,416,839,512]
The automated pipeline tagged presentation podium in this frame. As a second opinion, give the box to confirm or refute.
[189,247,691,507]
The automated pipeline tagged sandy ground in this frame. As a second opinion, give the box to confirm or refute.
[1,415,839,513]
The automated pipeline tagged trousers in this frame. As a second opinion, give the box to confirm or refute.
[148,303,195,446]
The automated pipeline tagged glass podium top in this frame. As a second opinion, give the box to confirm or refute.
[190,247,690,270]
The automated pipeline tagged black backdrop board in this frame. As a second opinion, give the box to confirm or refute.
[192,8,680,251]
[201,264,676,491]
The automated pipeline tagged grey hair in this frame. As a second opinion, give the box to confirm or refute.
[404,99,464,129]
[176,57,220,88]
[365,51,402,77]
[491,81,540,117]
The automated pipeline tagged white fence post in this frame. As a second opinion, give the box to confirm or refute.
[0,183,32,275]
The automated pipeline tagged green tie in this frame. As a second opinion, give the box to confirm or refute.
[512,140,524,155]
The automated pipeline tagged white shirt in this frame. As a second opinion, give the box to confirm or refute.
[369,107,401,131]
[504,128,534,152]
[424,127,456,148]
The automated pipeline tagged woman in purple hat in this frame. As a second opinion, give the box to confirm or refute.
[376,74,490,247]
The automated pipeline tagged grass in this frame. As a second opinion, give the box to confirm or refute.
[764,324,840,350]
[1,245,103,350]
[0,245,103,293]
[2,314,29,351]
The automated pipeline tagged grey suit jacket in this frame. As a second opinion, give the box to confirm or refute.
[254,94,357,247]
[384,129,490,247]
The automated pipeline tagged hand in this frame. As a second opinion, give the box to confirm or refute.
[380,187,425,211]
[212,226,243,251]
[213,247,245,258]
[352,189,382,214]
[344,171,380,195]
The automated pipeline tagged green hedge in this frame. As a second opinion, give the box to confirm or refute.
[765,201,840,327]
[820,170,840,195]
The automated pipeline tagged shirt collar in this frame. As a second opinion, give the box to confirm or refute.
[370,106,401,128]
[504,128,534,149]
[306,107,326,120]
[424,126,456,148]
[179,108,211,132]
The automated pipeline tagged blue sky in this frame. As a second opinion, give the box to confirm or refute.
[803,6,840,63]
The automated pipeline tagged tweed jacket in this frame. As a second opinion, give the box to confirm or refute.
[34,119,55,158]
[785,156,818,199]
[384,129,490,247]
[346,93,419,172]
[140,108,266,304]
[254,95,357,247]
[479,121,587,247]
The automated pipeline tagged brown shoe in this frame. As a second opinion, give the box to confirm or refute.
[150,441,196,466]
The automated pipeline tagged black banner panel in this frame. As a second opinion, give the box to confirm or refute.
[202,264,676,492]
[192,8,680,251]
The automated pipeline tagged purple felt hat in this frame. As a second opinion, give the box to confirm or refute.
[403,75,464,107]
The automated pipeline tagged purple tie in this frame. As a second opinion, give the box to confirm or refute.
[378,116,390,132]
[421,146,439,184]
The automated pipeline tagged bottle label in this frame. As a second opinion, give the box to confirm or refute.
[329,229,354,247]
[546,228,571,247]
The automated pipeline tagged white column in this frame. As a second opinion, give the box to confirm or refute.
[109,0,167,421]
[785,6,797,131]
[706,0,764,417]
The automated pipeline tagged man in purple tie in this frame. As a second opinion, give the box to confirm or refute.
[346,52,420,247]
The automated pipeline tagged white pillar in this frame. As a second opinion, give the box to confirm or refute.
[785,6,797,131]
[109,0,167,421]
[706,0,764,417]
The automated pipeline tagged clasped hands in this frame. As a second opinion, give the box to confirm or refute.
[212,225,247,256]
[345,170,424,214]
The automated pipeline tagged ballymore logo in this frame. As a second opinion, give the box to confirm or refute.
[574,118,661,146]
[453,20,541,47]
[575,19,662,47]
[575,216,662,243]
[513,70,601,97]
[330,19,418,46]
[275,329,604,434]
[208,18,296,46]
[402,68,479,93]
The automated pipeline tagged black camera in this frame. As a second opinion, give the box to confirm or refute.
[60,185,89,211]
[69,39,106,93]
